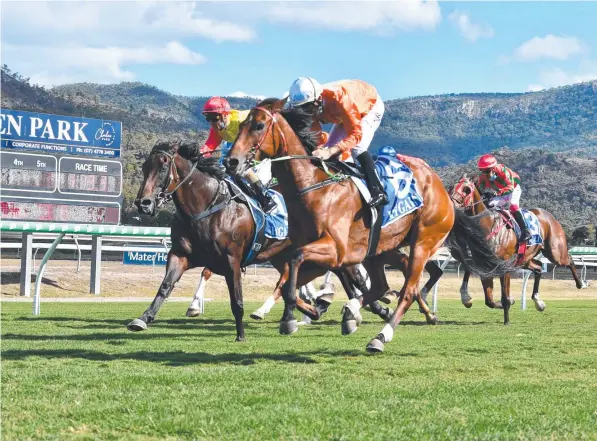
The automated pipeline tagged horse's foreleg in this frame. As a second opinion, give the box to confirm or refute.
[460,271,473,308]
[482,278,502,309]
[128,252,189,331]
[366,244,432,353]
[224,256,245,341]
[186,267,212,317]
[279,237,338,334]
[500,273,512,325]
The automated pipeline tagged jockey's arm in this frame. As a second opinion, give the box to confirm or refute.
[200,127,223,156]
[495,166,516,195]
[330,89,363,154]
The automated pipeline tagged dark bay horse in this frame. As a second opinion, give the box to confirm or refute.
[225,99,512,352]
[128,140,398,340]
[451,174,583,324]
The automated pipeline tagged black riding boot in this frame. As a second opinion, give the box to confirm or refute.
[252,181,277,214]
[357,151,388,208]
[513,209,531,242]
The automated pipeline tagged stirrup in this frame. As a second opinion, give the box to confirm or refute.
[368,192,388,208]
[262,199,277,214]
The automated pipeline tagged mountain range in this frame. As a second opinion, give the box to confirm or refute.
[2,64,596,237]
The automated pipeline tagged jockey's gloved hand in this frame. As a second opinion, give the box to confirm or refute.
[483,189,497,199]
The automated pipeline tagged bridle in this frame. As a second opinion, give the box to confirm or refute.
[154,149,197,208]
[450,178,484,210]
[246,106,288,165]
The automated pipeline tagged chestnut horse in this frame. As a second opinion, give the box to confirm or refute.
[225,99,512,352]
[450,174,583,324]
[128,140,402,341]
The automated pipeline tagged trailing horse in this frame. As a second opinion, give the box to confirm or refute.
[450,174,583,324]
[225,98,511,352]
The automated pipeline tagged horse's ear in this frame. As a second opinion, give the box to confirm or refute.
[272,97,287,113]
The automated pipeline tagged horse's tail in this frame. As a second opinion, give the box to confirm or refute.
[445,209,515,278]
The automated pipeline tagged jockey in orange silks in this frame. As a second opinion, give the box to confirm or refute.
[286,77,388,208]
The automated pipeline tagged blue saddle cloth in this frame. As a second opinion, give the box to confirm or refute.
[224,177,288,266]
[508,209,543,246]
[357,154,424,227]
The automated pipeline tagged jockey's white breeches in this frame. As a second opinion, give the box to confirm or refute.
[488,185,522,211]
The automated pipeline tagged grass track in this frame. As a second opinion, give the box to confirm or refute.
[2,300,597,441]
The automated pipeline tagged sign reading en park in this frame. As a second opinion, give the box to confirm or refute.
[0,109,123,224]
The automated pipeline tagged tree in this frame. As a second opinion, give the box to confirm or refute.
[572,225,596,245]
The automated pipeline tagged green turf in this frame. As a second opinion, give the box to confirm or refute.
[2,300,597,441]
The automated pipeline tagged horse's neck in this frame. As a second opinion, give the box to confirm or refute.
[273,128,329,200]
[173,158,220,218]
[472,189,488,216]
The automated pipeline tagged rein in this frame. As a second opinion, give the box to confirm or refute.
[248,107,348,196]
[154,149,238,222]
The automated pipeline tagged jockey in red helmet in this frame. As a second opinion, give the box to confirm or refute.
[201,97,276,213]
[476,154,530,241]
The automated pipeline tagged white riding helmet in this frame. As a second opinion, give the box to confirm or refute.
[288,77,323,107]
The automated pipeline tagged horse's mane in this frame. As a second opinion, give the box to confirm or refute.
[151,139,226,180]
[254,97,321,153]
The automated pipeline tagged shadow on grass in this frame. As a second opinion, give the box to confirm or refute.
[1,348,321,366]
[0,272,76,290]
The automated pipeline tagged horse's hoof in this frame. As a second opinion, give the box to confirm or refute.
[426,315,439,326]
[341,320,358,336]
[279,320,298,335]
[316,293,334,307]
[366,337,385,353]
[462,301,473,308]
[235,336,246,342]
[186,308,201,317]
[380,291,398,305]
[127,319,147,332]
[250,310,265,320]
[534,300,546,312]
[503,321,511,326]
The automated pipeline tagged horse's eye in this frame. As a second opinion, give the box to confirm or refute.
[252,121,265,131]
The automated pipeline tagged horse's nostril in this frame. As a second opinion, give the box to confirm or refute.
[141,199,152,207]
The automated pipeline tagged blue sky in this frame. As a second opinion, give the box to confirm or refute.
[2,1,597,100]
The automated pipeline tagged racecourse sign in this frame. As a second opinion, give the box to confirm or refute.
[123,251,168,266]
[0,109,122,158]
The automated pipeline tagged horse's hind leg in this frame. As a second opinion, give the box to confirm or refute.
[460,270,473,308]
[128,252,189,331]
[481,277,503,309]
[531,265,546,312]
[500,273,513,325]
[186,267,212,317]
[366,241,439,353]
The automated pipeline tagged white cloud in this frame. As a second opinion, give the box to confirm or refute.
[0,2,255,45]
[3,42,206,87]
[228,91,267,100]
[448,11,494,42]
[511,35,585,63]
[527,63,597,91]
[266,0,441,33]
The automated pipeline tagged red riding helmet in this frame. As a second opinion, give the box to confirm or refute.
[478,154,498,170]
[202,97,231,114]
